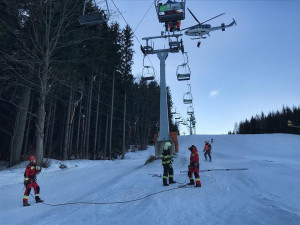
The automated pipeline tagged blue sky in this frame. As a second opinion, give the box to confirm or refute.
[102,0,300,134]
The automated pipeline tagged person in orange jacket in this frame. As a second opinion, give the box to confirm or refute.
[203,141,212,161]
[23,155,44,206]
[187,145,201,187]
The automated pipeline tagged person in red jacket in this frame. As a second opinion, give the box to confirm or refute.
[187,145,201,187]
[23,155,44,206]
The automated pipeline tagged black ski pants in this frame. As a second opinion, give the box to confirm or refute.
[163,164,174,184]
[204,151,212,161]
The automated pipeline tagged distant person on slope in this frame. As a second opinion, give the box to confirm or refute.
[23,155,44,206]
[203,141,212,162]
[162,142,176,186]
[188,145,202,187]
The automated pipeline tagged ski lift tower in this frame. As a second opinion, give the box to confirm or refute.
[141,34,184,156]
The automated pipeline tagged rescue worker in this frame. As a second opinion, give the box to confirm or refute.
[162,142,176,186]
[23,155,44,206]
[188,145,201,187]
[203,141,212,161]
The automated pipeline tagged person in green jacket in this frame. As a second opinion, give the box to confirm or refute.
[162,142,176,186]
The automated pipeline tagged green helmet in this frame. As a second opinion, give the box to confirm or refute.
[163,142,172,150]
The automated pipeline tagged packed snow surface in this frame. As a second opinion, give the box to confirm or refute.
[1,134,300,225]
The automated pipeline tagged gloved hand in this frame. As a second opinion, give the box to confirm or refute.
[24,180,29,186]
[36,166,42,173]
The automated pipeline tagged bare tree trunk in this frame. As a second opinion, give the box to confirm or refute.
[86,77,94,159]
[47,101,56,158]
[83,100,88,158]
[68,92,75,158]
[80,113,85,158]
[97,114,102,159]
[44,98,52,154]
[9,86,31,166]
[122,93,126,159]
[104,115,108,160]
[135,99,140,148]
[60,108,66,158]
[76,101,82,158]
[63,90,72,160]
[93,81,101,160]
[109,70,115,160]
[24,100,33,155]
[69,100,75,159]
[35,90,46,166]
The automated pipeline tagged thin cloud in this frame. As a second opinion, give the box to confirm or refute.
[210,90,220,97]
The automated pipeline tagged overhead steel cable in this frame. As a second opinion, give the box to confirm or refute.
[109,0,158,79]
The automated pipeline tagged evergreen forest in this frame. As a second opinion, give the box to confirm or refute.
[229,106,300,135]
[0,0,177,166]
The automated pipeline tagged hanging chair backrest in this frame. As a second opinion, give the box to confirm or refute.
[78,12,108,25]
[141,66,155,81]
[176,63,191,81]
[183,92,192,104]
[187,106,194,115]
[79,0,109,25]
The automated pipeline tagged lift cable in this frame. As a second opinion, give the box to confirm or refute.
[109,0,158,80]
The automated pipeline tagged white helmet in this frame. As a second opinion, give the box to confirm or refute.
[163,142,172,150]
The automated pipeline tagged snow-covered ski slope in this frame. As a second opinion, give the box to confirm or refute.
[1,134,300,225]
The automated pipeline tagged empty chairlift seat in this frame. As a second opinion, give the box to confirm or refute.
[187,106,194,115]
[141,56,155,81]
[177,52,191,81]
[176,63,191,81]
[78,12,107,25]
[141,66,155,81]
[78,0,109,25]
[183,92,192,104]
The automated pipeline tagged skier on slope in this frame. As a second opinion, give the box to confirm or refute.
[23,155,44,206]
[162,142,176,186]
[188,145,202,187]
[203,141,212,162]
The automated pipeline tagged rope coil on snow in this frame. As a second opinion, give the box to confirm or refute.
[37,186,188,206]
[30,178,190,207]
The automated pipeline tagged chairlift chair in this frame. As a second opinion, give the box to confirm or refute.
[177,52,191,81]
[141,56,155,81]
[155,0,186,23]
[78,0,110,25]
[171,108,177,115]
[141,66,155,81]
[183,84,192,104]
[187,106,194,115]
[183,92,192,104]
[175,113,181,120]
